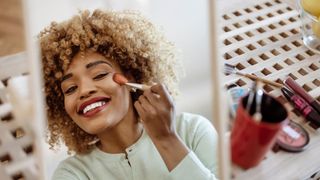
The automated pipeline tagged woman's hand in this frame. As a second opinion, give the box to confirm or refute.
[134,83,176,141]
[134,83,189,171]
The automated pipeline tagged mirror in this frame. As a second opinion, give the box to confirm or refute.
[19,0,220,179]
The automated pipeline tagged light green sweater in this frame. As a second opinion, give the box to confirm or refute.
[52,113,218,180]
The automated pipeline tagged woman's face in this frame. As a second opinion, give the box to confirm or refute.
[60,50,133,134]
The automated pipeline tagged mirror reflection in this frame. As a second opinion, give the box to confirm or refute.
[33,0,218,179]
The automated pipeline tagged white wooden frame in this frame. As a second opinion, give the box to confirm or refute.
[209,0,231,179]
[0,0,47,179]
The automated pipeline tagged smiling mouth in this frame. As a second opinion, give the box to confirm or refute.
[78,98,111,115]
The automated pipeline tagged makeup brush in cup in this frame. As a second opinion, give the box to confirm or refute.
[246,81,257,114]
[246,81,263,122]
[112,73,151,90]
[253,81,263,122]
[224,63,283,88]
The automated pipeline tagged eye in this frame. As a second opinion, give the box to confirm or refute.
[64,86,77,95]
[93,72,109,80]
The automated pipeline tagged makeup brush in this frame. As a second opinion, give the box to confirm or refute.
[246,81,257,114]
[112,73,151,90]
[224,63,284,88]
[253,81,263,122]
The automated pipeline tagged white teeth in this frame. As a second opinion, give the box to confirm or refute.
[83,101,106,114]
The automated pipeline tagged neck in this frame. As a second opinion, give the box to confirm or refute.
[97,105,143,154]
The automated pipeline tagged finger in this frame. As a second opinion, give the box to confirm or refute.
[150,83,173,105]
[143,88,160,104]
[138,95,155,112]
[135,97,157,122]
[134,101,145,121]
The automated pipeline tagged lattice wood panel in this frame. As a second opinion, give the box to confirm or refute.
[0,53,40,180]
[221,0,320,126]
[220,0,320,179]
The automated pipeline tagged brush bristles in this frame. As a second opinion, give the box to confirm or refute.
[224,63,237,75]
[113,73,128,85]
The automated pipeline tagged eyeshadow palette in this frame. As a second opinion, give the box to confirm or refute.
[276,120,310,152]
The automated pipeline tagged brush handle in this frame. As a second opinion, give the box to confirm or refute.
[125,82,151,91]
[243,73,283,88]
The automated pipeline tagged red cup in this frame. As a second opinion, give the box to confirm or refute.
[231,93,288,169]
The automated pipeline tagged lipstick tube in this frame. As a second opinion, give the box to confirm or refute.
[281,88,320,126]
[284,77,320,115]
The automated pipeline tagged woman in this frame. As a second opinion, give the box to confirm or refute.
[39,9,218,180]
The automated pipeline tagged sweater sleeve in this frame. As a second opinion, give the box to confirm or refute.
[169,113,218,180]
[51,160,87,180]
[52,167,79,180]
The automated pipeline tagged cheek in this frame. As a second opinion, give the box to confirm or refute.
[104,76,130,101]
[64,96,75,117]
[121,86,131,103]
[113,87,131,111]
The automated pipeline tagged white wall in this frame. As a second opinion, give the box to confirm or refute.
[147,0,213,119]
[27,0,212,178]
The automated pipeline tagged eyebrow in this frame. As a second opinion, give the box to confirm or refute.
[86,60,113,69]
[61,73,73,83]
[60,60,112,84]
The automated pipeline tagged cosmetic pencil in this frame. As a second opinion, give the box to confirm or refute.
[284,77,320,115]
[281,87,320,126]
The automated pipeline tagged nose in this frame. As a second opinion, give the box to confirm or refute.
[79,80,97,100]
[80,90,97,100]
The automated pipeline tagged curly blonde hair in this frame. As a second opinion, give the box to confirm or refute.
[39,9,183,154]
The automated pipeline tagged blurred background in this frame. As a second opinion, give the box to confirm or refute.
[0,0,213,178]
[0,0,25,56]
